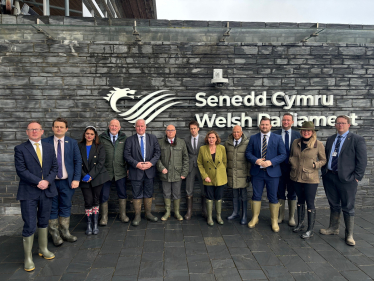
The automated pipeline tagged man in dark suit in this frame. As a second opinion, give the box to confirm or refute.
[15,121,58,272]
[320,115,367,246]
[273,113,300,227]
[245,117,287,232]
[124,119,161,226]
[42,117,81,246]
[184,120,206,220]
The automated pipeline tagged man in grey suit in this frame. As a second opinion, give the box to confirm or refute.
[184,120,206,220]
[320,115,367,246]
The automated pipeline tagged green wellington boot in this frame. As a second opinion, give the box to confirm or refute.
[132,199,142,226]
[119,199,130,223]
[59,216,77,243]
[248,201,261,228]
[99,202,108,226]
[161,198,171,221]
[288,199,297,227]
[38,228,55,260]
[144,198,158,222]
[320,210,341,235]
[48,218,63,246]
[174,199,183,221]
[269,203,280,232]
[23,235,35,272]
[216,200,224,225]
[206,199,214,226]
[278,199,285,224]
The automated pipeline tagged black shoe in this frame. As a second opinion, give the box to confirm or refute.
[92,213,99,235]
[301,209,316,239]
[293,204,305,233]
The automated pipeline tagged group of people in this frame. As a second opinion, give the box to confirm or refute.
[15,114,367,272]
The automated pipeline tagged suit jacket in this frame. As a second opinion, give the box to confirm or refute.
[42,135,82,186]
[184,134,205,173]
[321,132,367,183]
[197,144,227,186]
[124,133,161,181]
[273,128,301,171]
[78,142,110,188]
[15,140,58,200]
[245,132,287,178]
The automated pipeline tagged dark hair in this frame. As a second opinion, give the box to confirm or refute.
[204,130,221,145]
[336,115,351,125]
[282,113,293,121]
[80,126,100,145]
[260,117,271,124]
[189,120,200,129]
[27,120,42,129]
[52,117,68,128]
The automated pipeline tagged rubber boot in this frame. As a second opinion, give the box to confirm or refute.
[227,189,240,220]
[184,196,193,220]
[48,218,63,246]
[161,198,171,221]
[293,204,305,232]
[216,200,224,225]
[86,210,93,235]
[174,199,183,221]
[206,199,214,226]
[240,199,248,225]
[92,213,99,235]
[248,200,261,229]
[301,209,316,239]
[144,198,158,222]
[320,210,341,235]
[38,228,55,260]
[278,199,285,224]
[344,213,355,246]
[201,195,207,218]
[269,203,280,232]
[119,199,130,223]
[99,202,108,226]
[58,217,77,243]
[288,200,297,227]
[132,199,142,226]
[23,235,35,272]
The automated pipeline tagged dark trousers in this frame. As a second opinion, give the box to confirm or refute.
[186,166,204,197]
[132,174,154,199]
[20,191,53,237]
[205,185,224,200]
[50,179,75,219]
[81,184,103,209]
[277,166,296,200]
[100,177,127,204]
[322,171,357,216]
[293,181,318,210]
[233,188,248,201]
[251,169,279,203]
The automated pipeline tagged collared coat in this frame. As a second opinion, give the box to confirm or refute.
[99,129,127,181]
[289,138,327,184]
[224,134,251,189]
[197,144,227,186]
[156,136,189,182]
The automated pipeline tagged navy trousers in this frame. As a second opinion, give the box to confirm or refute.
[20,191,53,237]
[50,179,75,219]
[132,174,154,199]
[277,165,296,200]
[251,169,279,203]
[100,177,127,204]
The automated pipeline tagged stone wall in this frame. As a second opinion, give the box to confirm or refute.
[0,16,373,214]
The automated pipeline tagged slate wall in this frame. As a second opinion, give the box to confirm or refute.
[0,16,373,214]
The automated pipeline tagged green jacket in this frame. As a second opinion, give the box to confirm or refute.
[99,129,127,181]
[197,144,227,186]
[156,136,189,182]
[224,134,251,189]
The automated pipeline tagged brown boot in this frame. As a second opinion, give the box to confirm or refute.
[184,196,193,220]
[144,198,158,222]
[119,199,129,223]
[99,202,108,226]
[58,217,77,243]
[48,219,63,246]
[132,199,142,226]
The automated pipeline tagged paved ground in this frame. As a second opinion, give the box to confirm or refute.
[1,208,374,281]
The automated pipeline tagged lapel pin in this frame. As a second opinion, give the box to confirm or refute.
[65,141,68,143]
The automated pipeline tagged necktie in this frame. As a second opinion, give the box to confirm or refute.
[194,138,197,153]
[285,131,290,164]
[34,143,42,167]
[112,136,116,144]
[57,140,63,178]
[331,136,342,171]
[171,140,173,144]
[262,135,267,159]
[140,136,145,161]
[235,140,238,147]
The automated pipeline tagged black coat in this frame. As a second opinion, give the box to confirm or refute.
[78,142,110,188]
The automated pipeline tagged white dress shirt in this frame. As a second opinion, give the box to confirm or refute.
[137,134,146,160]
[29,139,43,159]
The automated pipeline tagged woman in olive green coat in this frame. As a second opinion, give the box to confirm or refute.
[289,121,326,239]
[197,130,227,226]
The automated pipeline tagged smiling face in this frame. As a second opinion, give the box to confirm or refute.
[52,121,68,139]
[282,115,294,130]
[26,122,44,142]
[208,133,217,145]
[232,125,243,141]
[135,119,146,135]
[109,119,121,136]
[301,130,313,139]
[259,119,272,134]
[166,125,176,140]
[85,129,95,144]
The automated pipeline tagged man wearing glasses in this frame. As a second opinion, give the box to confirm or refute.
[156,125,189,221]
[320,115,367,246]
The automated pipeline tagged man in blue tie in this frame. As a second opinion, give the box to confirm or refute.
[124,119,161,226]
[273,113,300,226]
[42,118,81,246]
[320,115,367,246]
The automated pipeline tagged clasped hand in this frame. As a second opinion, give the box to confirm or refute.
[37,180,49,190]
[255,158,272,168]
[136,162,153,170]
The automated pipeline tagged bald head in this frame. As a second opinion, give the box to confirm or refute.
[232,125,243,141]
[166,124,176,140]
[109,119,121,135]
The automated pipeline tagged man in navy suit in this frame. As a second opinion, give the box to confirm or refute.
[124,119,161,226]
[245,117,287,232]
[273,113,300,227]
[15,121,58,271]
[320,115,367,246]
[42,118,82,246]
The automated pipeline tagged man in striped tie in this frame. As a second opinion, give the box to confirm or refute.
[245,117,287,232]
[320,115,367,246]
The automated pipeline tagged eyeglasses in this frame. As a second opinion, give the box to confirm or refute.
[166,130,175,132]
[336,123,348,125]
[27,129,42,132]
